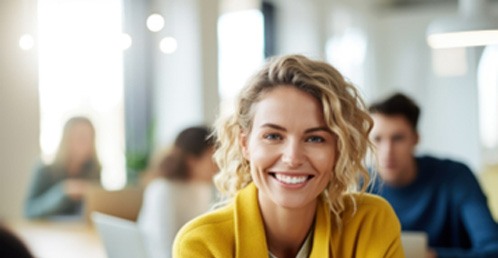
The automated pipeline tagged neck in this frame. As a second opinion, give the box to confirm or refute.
[396,157,418,187]
[258,193,316,258]
[189,169,211,183]
[66,158,86,176]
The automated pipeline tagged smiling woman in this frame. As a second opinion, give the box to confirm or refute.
[173,55,405,258]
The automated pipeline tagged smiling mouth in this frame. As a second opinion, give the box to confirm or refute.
[269,173,314,185]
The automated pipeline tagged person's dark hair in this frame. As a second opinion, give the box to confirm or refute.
[0,225,34,258]
[369,93,420,131]
[159,126,214,181]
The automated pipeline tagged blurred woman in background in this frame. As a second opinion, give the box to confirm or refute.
[24,116,101,219]
[137,126,218,258]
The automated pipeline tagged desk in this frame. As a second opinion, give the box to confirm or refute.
[7,219,106,258]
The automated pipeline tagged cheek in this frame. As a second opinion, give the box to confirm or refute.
[246,140,280,176]
[397,143,413,158]
[312,147,337,174]
[248,144,275,169]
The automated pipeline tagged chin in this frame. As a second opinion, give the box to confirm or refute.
[270,194,318,210]
[379,171,400,184]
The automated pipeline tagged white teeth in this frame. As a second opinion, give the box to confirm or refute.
[275,174,307,184]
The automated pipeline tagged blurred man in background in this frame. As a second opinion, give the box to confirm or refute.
[368,93,498,258]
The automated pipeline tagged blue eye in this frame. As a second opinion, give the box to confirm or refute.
[263,133,282,141]
[306,136,325,143]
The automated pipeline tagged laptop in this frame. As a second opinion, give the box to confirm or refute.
[84,186,143,223]
[401,231,428,258]
[92,212,149,258]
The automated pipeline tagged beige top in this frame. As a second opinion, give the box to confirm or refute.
[137,178,214,258]
[268,229,313,258]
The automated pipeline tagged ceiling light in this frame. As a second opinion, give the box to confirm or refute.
[427,0,498,49]
[146,14,165,32]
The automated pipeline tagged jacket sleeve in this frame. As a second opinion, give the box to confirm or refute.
[436,164,498,258]
[24,164,72,218]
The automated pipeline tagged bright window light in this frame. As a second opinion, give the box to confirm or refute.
[326,28,367,90]
[218,9,264,115]
[478,45,498,149]
[19,33,35,50]
[121,33,132,50]
[38,0,126,190]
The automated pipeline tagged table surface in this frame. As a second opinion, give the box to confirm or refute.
[7,219,107,258]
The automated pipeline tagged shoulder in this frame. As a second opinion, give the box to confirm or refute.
[31,162,58,181]
[145,178,169,189]
[175,204,234,239]
[173,203,235,256]
[144,178,177,194]
[142,179,179,205]
[332,193,403,256]
[353,193,397,216]
[33,161,52,174]
[418,155,475,180]
[418,155,471,172]
[342,193,401,231]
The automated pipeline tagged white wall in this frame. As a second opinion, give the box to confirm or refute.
[0,0,40,219]
[152,0,220,149]
[270,0,327,58]
[367,3,488,172]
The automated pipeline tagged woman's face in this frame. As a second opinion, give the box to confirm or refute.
[241,86,337,210]
[67,122,95,163]
[191,147,218,182]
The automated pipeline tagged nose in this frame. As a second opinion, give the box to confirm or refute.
[281,139,304,168]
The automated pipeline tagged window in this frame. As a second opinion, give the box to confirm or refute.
[478,45,498,150]
[325,7,367,94]
[218,9,265,115]
[38,0,126,190]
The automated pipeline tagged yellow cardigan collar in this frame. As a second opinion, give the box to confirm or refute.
[233,183,331,258]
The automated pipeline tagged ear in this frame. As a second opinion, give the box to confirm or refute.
[414,131,420,145]
[239,132,250,160]
[186,155,198,170]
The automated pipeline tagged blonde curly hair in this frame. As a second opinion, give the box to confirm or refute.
[213,54,373,225]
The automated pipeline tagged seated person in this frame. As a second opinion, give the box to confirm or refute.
[24,116,101,219]
[137,126,218,258]
[173,55,404,257]
[368,93,498,258]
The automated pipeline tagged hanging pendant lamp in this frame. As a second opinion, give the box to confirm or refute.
[427,0,498,48]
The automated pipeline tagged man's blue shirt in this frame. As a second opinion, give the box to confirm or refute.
[369,156,498,258]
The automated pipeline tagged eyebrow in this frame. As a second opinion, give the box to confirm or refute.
[260,123,331,134]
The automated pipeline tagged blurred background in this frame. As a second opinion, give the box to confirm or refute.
[1,0,498,221]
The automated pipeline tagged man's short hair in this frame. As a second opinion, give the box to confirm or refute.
[369,93,420,131]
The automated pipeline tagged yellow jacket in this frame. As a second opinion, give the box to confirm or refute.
[173,183,404,258]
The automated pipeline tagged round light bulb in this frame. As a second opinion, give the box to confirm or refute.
[19,34,34,50]
[121,33,132,50]
[160,37,178,54]
[147,14,165,32]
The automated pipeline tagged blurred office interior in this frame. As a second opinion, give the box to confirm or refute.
[1,0,498,221]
